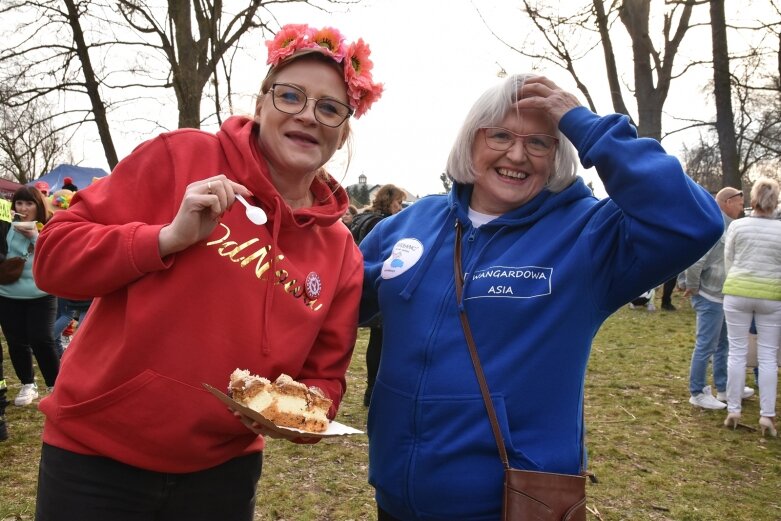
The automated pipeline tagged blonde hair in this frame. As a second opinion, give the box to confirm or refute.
[750,177,780,214]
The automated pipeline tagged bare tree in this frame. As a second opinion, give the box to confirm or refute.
[63,0,118,168]
[0,86,67,183]
[115,0,276,129]
[0,0,355,175]
[710,0,740,188]
[679,52,781,192]
[490,1,699,140]
[616,0,697,140]
[1,0,127,170]
[681,135,722,193]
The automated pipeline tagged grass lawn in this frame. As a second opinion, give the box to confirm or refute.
[1,290,780,520]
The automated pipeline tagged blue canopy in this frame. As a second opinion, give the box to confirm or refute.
[28,164,108,192]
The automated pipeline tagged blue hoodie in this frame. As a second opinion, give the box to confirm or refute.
[359,107,722,521]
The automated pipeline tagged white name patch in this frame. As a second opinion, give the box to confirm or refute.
[381,238,424,279]
[466,265,553,299]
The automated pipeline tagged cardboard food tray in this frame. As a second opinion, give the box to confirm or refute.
[203,383,363,439]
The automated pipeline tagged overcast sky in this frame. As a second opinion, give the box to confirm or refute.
[68,0,763,199]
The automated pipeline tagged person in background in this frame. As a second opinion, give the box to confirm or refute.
[34,181,50,197]
[359,73,722,520]
[342,204,358,226]
[684,187,754,410]
[32,23,381,521]
[722,177,781,437]
[47,189,93,358]
[660,276,678,311]
[60,177,78,192]
[349,184,405,406]
[0,186,59,408]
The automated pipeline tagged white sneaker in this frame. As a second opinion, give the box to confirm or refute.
[14,383,39,406]
[716,387,755,402]
[689,386,726,410]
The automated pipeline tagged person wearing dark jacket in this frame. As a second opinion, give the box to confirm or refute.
[60,177,78,192]
[359,73,723,520]
[352,184,405,406]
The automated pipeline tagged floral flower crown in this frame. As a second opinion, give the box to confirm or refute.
[265,24,383,118]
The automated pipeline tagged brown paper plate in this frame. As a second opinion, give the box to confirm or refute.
[203,383,363,439]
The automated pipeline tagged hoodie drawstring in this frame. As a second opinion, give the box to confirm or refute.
[260,198,285,355]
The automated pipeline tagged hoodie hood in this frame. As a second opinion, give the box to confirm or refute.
[216,116,349,230]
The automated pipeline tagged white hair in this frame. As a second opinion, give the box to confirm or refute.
[445,73,579,193]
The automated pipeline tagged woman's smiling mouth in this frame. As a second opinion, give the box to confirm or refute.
[497,168,528,180]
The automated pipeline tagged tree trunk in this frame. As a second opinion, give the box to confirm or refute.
[620,0,663,140]
[618,0,695,141]
[63,0,119,169]
[169,0,205,128]
[593,0,633,119]
[710,0,740,189]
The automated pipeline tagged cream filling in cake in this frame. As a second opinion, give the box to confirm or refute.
[229,369,332,433]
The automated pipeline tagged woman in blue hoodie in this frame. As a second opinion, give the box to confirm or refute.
[359,74,723,521]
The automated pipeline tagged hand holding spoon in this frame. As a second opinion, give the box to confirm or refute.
[235,194,267,225]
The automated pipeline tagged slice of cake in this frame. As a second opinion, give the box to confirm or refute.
[228,369,332,433]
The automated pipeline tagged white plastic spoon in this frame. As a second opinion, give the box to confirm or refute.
[235,194,267,225]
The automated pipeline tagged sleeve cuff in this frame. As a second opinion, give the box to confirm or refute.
[130,223,173,273]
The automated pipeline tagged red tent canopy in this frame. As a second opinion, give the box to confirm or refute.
[0,178,23,200]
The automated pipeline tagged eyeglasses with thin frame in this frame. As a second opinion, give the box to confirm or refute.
[269,83,353,128]
[481,127,559,157]
[727,191,743,201]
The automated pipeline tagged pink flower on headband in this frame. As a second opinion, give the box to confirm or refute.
[343,38,384,118]
[346,38,373,77]
[310,27,347,61]
[265,24,383,118]
[266,24,311,65]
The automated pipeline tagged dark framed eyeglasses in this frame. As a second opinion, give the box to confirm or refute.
[481,127,559,157]
[269,83,353,128]
[727,191,743,201]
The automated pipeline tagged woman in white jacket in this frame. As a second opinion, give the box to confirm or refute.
[722,177,781,437]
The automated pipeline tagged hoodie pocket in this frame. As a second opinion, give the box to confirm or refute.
[55,370,251,471]
[367,380,419,514]
[410,393,539,519]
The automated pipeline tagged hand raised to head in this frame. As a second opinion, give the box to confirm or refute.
[514,76,581,125]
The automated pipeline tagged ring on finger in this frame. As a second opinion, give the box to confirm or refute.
[207,181,212,194]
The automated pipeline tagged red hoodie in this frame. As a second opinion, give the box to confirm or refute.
[33,116,363,473]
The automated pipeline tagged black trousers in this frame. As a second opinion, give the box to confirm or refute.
[661,277,676,305]
[0,334,6,415]
[0,294,59,386]
[378,505,405,521]
[35,444,262,521]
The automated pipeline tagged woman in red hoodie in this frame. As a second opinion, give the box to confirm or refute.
[32,24,381,521]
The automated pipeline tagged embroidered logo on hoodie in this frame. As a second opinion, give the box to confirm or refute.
[466,265,553,299]
[381,238,424,279]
